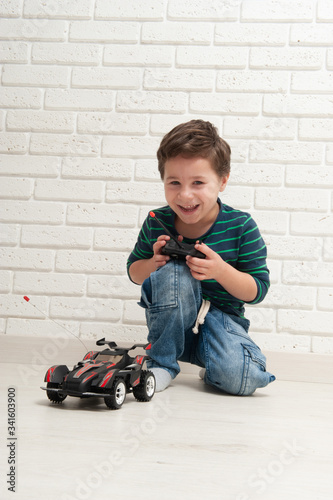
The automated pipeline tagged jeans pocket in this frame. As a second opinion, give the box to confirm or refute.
[242,343,266,371]
[223,313,250,341]
[238,343,268,396]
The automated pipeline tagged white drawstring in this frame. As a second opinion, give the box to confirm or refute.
[192,299,210,334]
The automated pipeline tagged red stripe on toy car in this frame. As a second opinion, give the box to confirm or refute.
[99,371,114,388]
[135,355,144,364]
[46,366,56,382]
[133,376,140,387]
[82,372,98,384]
[83,351,96,360]
[74,363,103,378]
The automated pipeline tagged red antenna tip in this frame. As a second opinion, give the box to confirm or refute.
[23,296,30,302]
[149,211,155,217]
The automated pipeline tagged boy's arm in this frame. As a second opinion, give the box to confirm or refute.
[186,242,266,303]
[187,242,269,303]
[128,235,171,285]
[217,264,258,302]
[128,258,156,285]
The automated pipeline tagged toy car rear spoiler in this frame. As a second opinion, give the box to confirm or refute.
[96,338,117,348]
[96,338,151,351]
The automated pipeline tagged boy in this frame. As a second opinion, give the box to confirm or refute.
[127,120,275,395]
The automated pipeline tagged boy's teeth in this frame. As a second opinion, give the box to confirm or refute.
[180,205,198,211]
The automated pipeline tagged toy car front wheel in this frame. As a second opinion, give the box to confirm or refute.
[46,382,67,403]
[105,379,126,410]
[133,370,155,402]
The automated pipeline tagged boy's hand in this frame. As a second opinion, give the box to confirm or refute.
[186,241,225,281]
[153,234,185,269]
[152,235,171,269]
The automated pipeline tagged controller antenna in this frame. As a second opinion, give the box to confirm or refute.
[149,212,182,248]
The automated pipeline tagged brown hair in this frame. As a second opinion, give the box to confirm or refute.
[157,119,231,180]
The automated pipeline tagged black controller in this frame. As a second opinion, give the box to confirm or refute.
[149,212,206,260]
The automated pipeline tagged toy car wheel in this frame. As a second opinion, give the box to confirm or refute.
[133,370,155,402]
[46,382,67,403]
[105,379,126,410]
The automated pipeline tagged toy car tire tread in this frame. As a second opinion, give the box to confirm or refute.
[104,378,126,410]
[46,382,67,403]
[133,370,155,402]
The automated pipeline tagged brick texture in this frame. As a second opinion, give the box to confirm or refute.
[0,0,332,355]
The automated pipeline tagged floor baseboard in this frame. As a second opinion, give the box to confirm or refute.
[2,335,333,384]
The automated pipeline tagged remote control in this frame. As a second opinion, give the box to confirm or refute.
[149,212,206,260]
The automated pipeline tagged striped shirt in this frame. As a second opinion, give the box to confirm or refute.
[127,199,270,322]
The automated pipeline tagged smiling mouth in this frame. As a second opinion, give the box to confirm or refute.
[178,204,199,213]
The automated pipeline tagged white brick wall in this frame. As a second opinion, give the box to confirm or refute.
[0,0,332,354]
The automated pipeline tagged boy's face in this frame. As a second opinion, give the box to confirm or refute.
[163,155,229,231]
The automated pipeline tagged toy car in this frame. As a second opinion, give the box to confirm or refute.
[41,338,155,410]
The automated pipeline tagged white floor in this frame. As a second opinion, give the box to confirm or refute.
[0,361,332,500]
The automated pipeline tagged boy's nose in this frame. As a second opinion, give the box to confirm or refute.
[178,186,194,201]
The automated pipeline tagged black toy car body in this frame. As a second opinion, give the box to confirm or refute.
[41,338,155,409]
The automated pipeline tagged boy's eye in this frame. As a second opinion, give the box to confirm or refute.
[169,181,180,185]
[193,181,203,185]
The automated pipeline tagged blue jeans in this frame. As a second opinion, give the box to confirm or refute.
[139,260,275,396]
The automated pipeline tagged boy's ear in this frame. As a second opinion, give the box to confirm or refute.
[219,173,230,192]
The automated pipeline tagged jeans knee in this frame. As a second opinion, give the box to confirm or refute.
[204,344,275,396]
[204,367,243,396]
[140,260,201,311]
[140,261,177,310]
